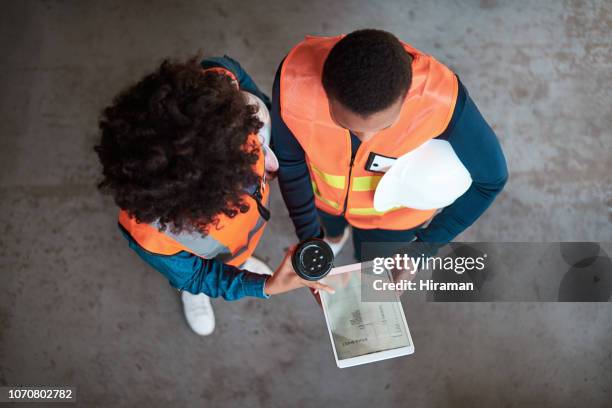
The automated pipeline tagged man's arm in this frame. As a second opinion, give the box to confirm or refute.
[201,55,270,109]
[121,229,269,300]
[416,81,508,243]
[271,61,322,241]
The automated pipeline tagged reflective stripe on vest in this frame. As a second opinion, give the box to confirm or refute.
[280,35,458,230]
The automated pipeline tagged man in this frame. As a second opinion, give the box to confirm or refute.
[95,56,332,336]
[272,29,508,260]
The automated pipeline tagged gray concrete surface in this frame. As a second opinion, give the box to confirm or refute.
[1,0,611,406]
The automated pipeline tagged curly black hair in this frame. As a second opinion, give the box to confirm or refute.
[322,29,413,116]
[95,57,263,234]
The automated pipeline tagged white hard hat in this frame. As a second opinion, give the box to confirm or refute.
[373,139,472,211]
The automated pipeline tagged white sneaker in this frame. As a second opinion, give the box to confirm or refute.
[324,227,350,257]
[181,291,215,336]
[242,256,273,275]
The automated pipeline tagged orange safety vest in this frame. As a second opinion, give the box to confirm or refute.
[280,35,459,230]
[119,67,269,267]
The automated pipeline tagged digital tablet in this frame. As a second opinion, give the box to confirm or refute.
[320,263,415,368]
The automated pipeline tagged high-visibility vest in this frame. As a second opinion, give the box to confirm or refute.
[280,35,459,230]
[119,67,269,267]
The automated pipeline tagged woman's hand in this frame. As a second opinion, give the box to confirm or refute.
[263,247,336,296]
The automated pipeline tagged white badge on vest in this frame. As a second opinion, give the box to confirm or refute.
[365,152,397,173]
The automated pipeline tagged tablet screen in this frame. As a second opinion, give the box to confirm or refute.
[320,265,411,361]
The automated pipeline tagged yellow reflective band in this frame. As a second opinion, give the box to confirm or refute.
[351,175,383,191]
[312,181,341,209]
[310,164,346,189]
[348,207,401,216]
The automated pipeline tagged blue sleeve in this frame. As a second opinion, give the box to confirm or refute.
[121,228,269,301]
[201,55,270,109]
[416,81,509,243]
[271,61,322,241]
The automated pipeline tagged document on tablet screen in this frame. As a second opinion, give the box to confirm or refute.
[320,265,411,360]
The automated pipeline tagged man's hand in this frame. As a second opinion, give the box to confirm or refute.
[264,247,336,296]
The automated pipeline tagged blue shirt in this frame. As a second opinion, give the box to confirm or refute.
[271,61,508,243]
[121,56,271,301]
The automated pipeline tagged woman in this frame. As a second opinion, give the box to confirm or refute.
[95,55,332,336]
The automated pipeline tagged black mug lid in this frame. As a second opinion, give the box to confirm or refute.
[292,238,334,281]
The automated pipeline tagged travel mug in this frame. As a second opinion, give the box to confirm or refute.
[291,238,335,281]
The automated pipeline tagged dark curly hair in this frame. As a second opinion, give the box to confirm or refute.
[95,57,263,234]
[322,29,412,116]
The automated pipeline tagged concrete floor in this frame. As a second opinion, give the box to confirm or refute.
[1,0,611,406]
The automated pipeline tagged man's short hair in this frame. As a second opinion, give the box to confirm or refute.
[322,29,413,116]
